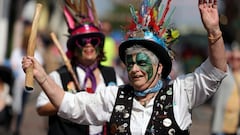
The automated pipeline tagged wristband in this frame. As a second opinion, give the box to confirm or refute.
[208,31,222,44]
[40,76,47,85]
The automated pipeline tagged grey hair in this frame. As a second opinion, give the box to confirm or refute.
[125,45,159,65]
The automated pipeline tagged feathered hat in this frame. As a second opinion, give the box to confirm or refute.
[63,0,105,56]
[119,0,180,79]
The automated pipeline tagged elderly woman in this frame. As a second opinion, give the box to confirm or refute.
[22,0,227,134]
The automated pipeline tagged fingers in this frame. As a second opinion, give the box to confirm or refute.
[213,0,217,8]
[199,0,217,8]
[213,0,217,4]
[199,0,217,5]
[199,0,207,8]
[22,56,33,71]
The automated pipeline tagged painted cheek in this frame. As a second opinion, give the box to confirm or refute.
[126,55,134,72]
[136,53,153,80]
[141,65,153,80]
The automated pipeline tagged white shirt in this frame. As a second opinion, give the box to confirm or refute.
[57,59,227,134]
[36,66,124,134]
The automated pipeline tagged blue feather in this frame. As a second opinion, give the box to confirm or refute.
[153,0,162,9]
[140,0,148,16]
[129,4,138,25]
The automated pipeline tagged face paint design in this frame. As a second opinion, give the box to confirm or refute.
[126,52,153,80]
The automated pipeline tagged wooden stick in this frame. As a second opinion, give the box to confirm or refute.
[50,32,81,91]
[25,3,42,92]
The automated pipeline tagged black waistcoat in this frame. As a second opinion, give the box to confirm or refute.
[109,83,189,135]
[47,65,116,135]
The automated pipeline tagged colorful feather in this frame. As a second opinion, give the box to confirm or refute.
[158,0,172,26]
[63,6,75,30]
[140,0,149,17]
[129,4,138,26]
[89,0,99,27]
[153,0,162,10]
[126,0,179,59]
[63,0,100,30]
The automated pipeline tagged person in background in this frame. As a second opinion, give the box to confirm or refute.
[10,19,43,135]
[100,21,118,67]
[101,20,129,83]
[0,65,14,135]
[39,32,62,74]
[211,41,240,135]
[22,0,227,134]
[35,0,124,135]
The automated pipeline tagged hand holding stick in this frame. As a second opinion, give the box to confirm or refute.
[50,32,81,91]
[25,3,42,92]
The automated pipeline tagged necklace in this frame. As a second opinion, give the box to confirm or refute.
[138,92,157,107]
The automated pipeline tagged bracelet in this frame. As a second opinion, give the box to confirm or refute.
[40,76,48,85]
[208,31,222,44]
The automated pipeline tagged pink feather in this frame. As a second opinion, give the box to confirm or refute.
[63,6,75,30]
[88,5,94,23]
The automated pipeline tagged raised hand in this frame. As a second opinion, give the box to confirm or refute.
[198,0,220,34]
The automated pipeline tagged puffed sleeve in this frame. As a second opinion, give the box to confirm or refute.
[57,85,119,125]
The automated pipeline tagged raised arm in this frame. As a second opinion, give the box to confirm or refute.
[199,0,227,72]
[22,56,64,109]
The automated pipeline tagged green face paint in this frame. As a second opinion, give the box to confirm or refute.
[126,52,153,80]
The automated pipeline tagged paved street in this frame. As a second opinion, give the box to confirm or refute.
[10,84,47,135]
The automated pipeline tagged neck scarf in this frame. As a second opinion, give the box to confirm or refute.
[78,62,98,92]
[134,80,163,97]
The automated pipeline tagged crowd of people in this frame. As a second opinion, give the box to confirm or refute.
[1,0,240,135]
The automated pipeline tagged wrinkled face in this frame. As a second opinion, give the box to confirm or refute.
[126,52,161,90]
[73,37,101,65]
